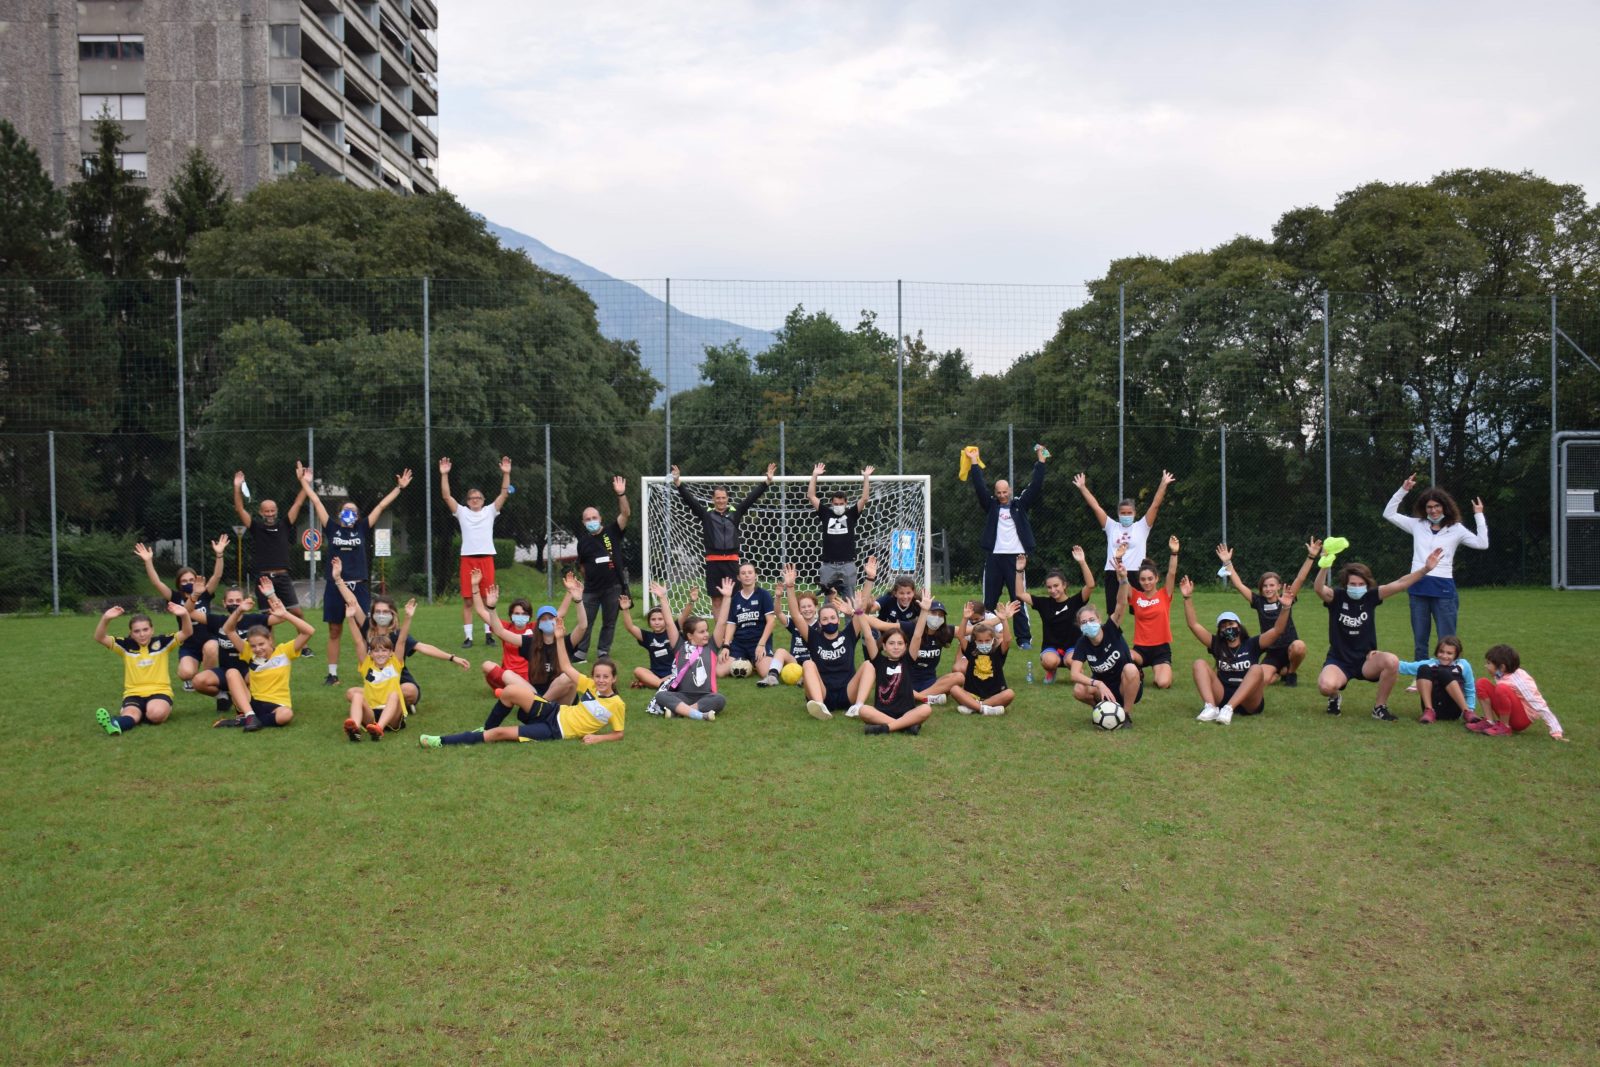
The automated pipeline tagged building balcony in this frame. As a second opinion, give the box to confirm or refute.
[409,27,436,74]
[411,75,437,117]
[411,0,437,32]
[299,118,346,174]
[412,116,436,157]
[299,8,341,63]
[299,64,345,119]
[343,4,380,52]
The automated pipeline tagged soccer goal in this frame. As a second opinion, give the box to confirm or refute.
[641,475,932,614]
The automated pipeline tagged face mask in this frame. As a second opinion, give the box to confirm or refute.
[372,611,394,626]
[584,519,601,533]
[1220,626,1241,641]
[925,615,945,629]
[1081,620,1102,638]
[820,621,840,635]
[1118,515,1135,527]
[339,505,358,526]
[539,619,555,634]
[831,504,846,516]
[180,582,194,594]
[975,642,994,654]
[511,613,531,627]
[1346,585,1367,599]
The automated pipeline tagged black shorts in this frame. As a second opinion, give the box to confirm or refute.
[249,698,284,718]
[1262,644,1291,671]
[1092,671,1145,706]
[1221,680,1264,714]
[1134,642,1172,668]
[728,637,772,661]
[1322,654,1374,685]
[704,559,741,597]
[323,578,371,623]
[258,571,299,608]
[401,667,421,704]
[879,700,919,720]
[1416,664,1466,719]
[177,638,208,663]
[966,675,1009,701]
[823,681,854,711]
[121,694,173,716]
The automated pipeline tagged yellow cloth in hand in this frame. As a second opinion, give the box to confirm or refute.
[958,447,986,482]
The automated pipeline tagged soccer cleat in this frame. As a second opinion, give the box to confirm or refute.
[484,634,496,646]
[1419,707,1436,724]
[1197,703,1220,723]
[300,648,315,659]
[1326,695,1342,716]
[240,714,263,732]
[1371,705,1398,722]
[1462,712,1484,727]
[344,718,362,743]
[757,672,780,687]
[805,700,832,721]
[1484,722,1512,736]
[216,695,232,714]
[864,723,890,735]
[213,715,247,728]
[845,704,861,718]
[903,723,922,735]
[925,693,947,705]
[1018,641,1032,651]
[182,679,194,692]
[323,675,340,686]
[1217,704,1234,726]
[365,723,383,741]
[95,707,120,735]
[1465,717,1493,733]
[1042,670,1056,685]
[570,651,587,664]
[1282,672,1298,688]
[419,734,442,748]
[980,704,1006,716]
[461,638,473,649]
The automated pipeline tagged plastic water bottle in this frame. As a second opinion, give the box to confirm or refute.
[1026,658,1034,685]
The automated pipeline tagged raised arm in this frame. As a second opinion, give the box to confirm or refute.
[232,470,253,526]
[1285,538,1321,598]
[908,589,931,650]
[1258,591,1296,649]
[561,571,589,645]
[993,600,1019,653]
[1165,536,1180,597]
[348,603,370,660]
[94,605,125,649]
[969,453,994,510]
[169,600,194,644]
[551,615,582,687]
[1461,497,1489,549]
[1016,449,1047,507]
[673,467,711,520]
[470,569,518,643]
[737,465,775,513]
[438,457,459,514]
[286,462,311,525]
[712,577,735,637]
[204,534,229,595]
[849,592,879,659]
[492,456,512,512]
[858,465,873,511]
[1072,472,1108,528]
[269,582,316,650]
[1383,475,1415,531]
[1071,545,1096,598]
[1144,470,1175,526]
[367,468,412,527]
[1313,563,1335,603]
[612,475,631,530]
[396,599,417,659]
[1014,553,1034,606]
[1379,548,1443,601]
[1109,562,1131,628]
[617,593,644,641]
[220,601,246,650]
[782,565,810,642]
[1178,576,1211,646]
[1216,544,1253,603]
[807,462,823,510]
[133,542,173,601]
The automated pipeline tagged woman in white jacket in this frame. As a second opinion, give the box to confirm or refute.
[1382,475,1488,660]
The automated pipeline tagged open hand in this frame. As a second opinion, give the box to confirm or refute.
[670,464,681,485]
[1169,535,1180,554]
[765,462,777,482]
[813,462,826,477]
[404,598,417,618]
[104,605,125,620]
[1179,576,1195,598]
[212,534,230,555]
[1215,544,1232,563]
[167,601,187,616]
[1160,470,1175,487]
[397,468,414,489]
[649,581,668,601]
[862,465,875,477]
[499,456,513,474]
[233,470,246,488]
[618,594,633,611]
[438,457,452,474]
[258,576,274,597]
[331,557,343,579]
[1424,547,1444,571]
[1306,536,1323,558]
[718,576,735,598]
[133,542,154,562]
[612,475,626,496]
[1070,545,1086,563]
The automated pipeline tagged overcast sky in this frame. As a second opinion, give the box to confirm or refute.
[438,1,1598,286]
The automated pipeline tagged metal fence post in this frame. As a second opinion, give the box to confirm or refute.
[175,277,188,564]
[1118,284,1126,500]
[423,277,433,603]
[896,279,904,475]
[1429,425,1437,485]
[779,420,787,566]
[1220,425,1228,551]
[664,278,672,477]
[1550,292,1558,589]
[1323,290,1332,537]
[545,422,553,599]
[1008,423,1015,487]
[49,430,60,615]
[307,426,315,605]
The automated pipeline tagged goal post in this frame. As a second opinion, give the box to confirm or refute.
[641,475,932,615]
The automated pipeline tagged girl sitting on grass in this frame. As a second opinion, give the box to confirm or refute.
[619,583,688,689]
[214,577,316,732]
[1398,636,1477,724]
[650,577,735,721]
[93,600,194,735]
[343,598,415,742]
[1470,644,1568,740]
[857,589,934,736]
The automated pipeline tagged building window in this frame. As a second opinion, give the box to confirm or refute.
[270,25,301,59]
[80,94,147,121]
[271,143,302,176]
[78,34,145,61]
[270,85,301,117]
[80,152,148,179]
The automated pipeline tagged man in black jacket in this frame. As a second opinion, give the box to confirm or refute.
[968,443,1049,648]
[674,462,775,620]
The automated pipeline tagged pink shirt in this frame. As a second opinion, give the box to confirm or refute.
[1502,669,1562,736]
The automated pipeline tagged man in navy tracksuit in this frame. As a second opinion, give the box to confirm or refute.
[970,444,1049,648]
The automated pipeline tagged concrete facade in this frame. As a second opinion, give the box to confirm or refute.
[0,0,438,196]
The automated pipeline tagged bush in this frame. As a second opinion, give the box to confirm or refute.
[0,532,143,612]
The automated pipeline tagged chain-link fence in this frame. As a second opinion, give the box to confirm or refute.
[2,278,1594,611]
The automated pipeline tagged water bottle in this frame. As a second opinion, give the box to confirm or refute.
[1026,658,1034,685]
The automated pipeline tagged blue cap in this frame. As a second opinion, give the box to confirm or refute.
[536,605,558,619]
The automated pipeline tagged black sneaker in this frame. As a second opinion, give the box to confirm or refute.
[212,715,247,728]
[240,714,263,733]
[484,634,496,646]
[462,638,473,649]
[1282,672,1298,688]
[300,648,315,659]
[1326,695,1342,716]
[215,696,232,715]
[903,723,921,735]
[182,679,194,692]
[864,724,890,735]
[322,674,340,686]
[1371,704,1398,722]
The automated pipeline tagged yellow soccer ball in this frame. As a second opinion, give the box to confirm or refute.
[780,662,804,686]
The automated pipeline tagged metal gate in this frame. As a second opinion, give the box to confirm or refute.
[1556,432,1600,589]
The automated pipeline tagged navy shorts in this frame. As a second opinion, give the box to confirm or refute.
[177,639,208,663]
[249,699,285,719]
[1322,654,1374,685]
[1221,680,1264,714]
[120,694,173,716]
[1134,642,1172,668]
[729,637,772,662]
[823,681,853,711]
[257,571,299,608]
[1092,671,1145,705]
[323,578,371,623]
[1262,644,1292,671]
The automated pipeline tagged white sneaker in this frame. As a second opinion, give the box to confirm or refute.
[805,699,832,721]
[845,704,861,718]
[980,704,1006,716]
[1216,704,1234,725]
[1197,703,1220,722]
[958,703,975,715]
[925,693,947,705]
[1405,683,1418,692]
[646,700,663,716]
[702,709,716,722]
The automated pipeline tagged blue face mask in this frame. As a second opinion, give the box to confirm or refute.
[339,506,358,526]
[584,519,601,533]
[1081,620,1102,638]
[820,621,840,635]
[975,641,994,654]
[179,582,194,595]
[1346,585,1368,600]
[1118,515,1135,527]
[538,619,555,634]
[511,613,531,627]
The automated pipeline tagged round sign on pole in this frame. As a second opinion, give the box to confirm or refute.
[302,528,323,552]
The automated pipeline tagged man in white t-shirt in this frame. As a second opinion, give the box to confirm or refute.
[1073,469,1174,611]
[440,455,512,647]
[969,444,1048,648]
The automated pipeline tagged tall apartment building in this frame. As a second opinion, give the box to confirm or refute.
[0,0,438,195]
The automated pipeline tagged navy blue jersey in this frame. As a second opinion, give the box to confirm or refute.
[785,617,813,664]
[728,587,774,643]
[216,611,271,672]
[805,625,858,686]
[1071,619,1133,680]
[324,515,373,581]
[875,593,920,632]
[1251,593,1298,645]
[1326,592,1379,663]
[1210,635,1265,687]
[637,629,674,673]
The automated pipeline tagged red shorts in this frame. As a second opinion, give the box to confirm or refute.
[460,555,496,598]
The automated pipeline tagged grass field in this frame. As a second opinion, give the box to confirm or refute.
[3,584,1596,1064]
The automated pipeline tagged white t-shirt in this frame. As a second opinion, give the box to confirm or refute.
[1101,516,1151,572]
[456,503,500,556]
[993,506,1024,555]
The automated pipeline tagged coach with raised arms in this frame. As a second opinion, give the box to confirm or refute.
[966,443,1048,649]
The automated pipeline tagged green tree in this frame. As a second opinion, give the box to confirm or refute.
[0,119,77,279]
[158,147,231,277]
[66,114,157,278]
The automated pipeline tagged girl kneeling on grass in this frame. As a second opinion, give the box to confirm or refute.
[1470,644,1568,741]
[1067,555,1142,721]
[1313,548,1442,722]
[343,598,415,742]
[1178,575,1295,725]
[214,577,316,732]
[858,589,934,736]
[421,616,624,747]
[93,601,194,735]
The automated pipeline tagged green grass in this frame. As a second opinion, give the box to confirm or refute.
[3,587,1596,1064]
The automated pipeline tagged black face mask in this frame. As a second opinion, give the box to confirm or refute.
[1220,627,1241,641]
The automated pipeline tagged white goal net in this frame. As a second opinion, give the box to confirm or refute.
[641,475,931,615]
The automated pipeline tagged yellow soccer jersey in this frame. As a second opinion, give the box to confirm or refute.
[240,640,300,708]
[113,634,178,698]
[359,653,405,708]
[555,673,627,739]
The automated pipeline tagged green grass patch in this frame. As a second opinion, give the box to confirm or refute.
[3,587,1596,1064]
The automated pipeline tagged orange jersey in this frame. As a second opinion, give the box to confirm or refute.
[1130,587,1173,646]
